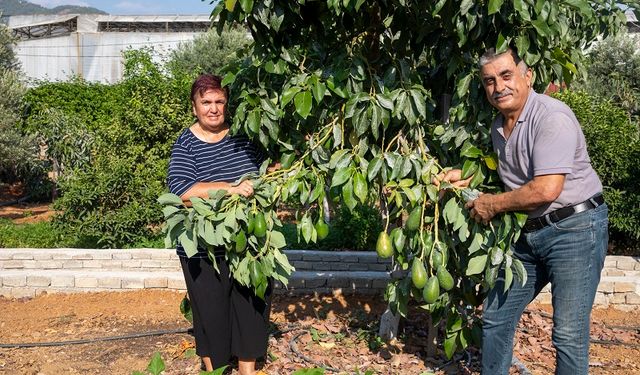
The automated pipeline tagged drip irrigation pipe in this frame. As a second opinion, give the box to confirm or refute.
[0,328,190,348]
[0,196,31,207]
[0,322,303,350]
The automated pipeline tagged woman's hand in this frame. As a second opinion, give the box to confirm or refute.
[267,162,281,173]
[229,180,255,197]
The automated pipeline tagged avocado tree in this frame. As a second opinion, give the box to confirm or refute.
[159,0,637,359]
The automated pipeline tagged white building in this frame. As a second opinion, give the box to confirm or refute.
[8,14,211,83]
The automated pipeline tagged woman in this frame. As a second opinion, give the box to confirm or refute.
[167,74,270,375]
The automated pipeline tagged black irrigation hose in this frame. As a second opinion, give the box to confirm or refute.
[0,196,31,207]
[0,328,190,348]
[0,322,301,350]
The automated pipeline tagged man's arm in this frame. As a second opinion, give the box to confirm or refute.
[467,174,565,223]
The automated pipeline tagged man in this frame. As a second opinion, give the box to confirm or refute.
[442,48,608,374]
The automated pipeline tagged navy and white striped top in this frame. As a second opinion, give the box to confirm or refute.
[167,128,265,258]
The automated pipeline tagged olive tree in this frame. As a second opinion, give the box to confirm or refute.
[160,0,637,358]
[0,21,41,187]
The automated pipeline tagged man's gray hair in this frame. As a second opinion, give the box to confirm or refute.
[479,48,528,73]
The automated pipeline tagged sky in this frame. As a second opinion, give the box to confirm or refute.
[29,0,215,15]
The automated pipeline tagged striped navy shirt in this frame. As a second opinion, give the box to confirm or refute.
[167,128,265,257]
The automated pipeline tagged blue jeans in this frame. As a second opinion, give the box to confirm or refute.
[482,203,608,375]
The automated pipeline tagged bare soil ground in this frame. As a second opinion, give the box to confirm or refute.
[0,291,638,375]
[2,184,639,374]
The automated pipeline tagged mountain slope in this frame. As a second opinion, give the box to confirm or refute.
[0,0,106,16]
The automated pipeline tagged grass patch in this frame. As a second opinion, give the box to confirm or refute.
[0,219,70,248]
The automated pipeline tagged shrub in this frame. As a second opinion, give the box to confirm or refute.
[24,49,193,247]
[52,154,166,248]
[554,90,640,252]
[331,205,383,251]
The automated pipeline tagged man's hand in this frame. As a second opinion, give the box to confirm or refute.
[465,193,497,224]
[229,180,254,197]
[433,169,473,189]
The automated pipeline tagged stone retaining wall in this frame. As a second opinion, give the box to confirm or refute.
[0,248,638,310]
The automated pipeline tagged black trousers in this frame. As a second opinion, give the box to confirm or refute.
[179,256,272,368]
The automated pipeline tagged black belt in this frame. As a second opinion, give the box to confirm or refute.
[522,194,605,233]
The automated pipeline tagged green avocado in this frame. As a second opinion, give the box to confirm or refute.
[422,275,440,304]
[376,231,393,258]
[411,258,428,289]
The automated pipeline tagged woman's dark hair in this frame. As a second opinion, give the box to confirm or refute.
[190,74,229,102]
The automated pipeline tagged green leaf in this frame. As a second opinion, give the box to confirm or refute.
[353,172,368,203]
[443,197,460,225]
[444,333,458,359]
[376,93,394,111]
[282,86,301,107]
[247,109,261,133]
[513,0,530,21]
[311,79,327,104]
[461,160,479,180]
[157,193,183,206]
[224,0,237,12]
[162,205,180,218]
[221,72,236,87]
[179,231,198,258]
[490,247,504,265]
[488,0,505,15]
[460,143,483,158]
[270,230,286,249]
[495,32,509,54]
[367,156,383,181]
[146,352,165,375]
[504,266,514,292]
[409,89,427,119]
[532,19,551,37]
[239,0,254,13]
[342,180,357,210]
[294,91,313,119]
[512,258,528,286]
[331,166,352,187]
[468,232,483,254]
[466,254,487,275]
[456,73,472,99]
[292,368,326,375]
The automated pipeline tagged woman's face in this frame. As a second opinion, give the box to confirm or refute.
[192,89,227,132]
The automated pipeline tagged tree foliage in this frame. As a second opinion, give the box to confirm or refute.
[176,0,636,357]
[166,26,251,77]
[576,31,640,119]
[0,21,45,192]
[554,90,640,244]
[23,49,193,247]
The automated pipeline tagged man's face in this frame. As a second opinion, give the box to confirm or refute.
[480,53,532,116]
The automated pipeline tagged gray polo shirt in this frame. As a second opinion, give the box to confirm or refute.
[491,90,602,218]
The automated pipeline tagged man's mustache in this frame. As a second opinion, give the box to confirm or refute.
[492,89,513,99]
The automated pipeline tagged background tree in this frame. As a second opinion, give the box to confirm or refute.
[189,0,639,358]
[0,20,46,196]
[576,31,640,119]
[166,26,251,76]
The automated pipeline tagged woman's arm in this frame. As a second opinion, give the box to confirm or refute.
[180,180,254,202]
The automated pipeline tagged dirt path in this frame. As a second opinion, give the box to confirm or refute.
[0,291,638,375]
